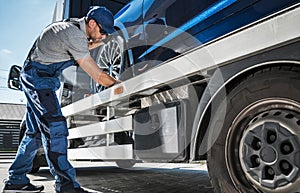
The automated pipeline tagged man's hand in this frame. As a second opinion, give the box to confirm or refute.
[88,40,104,50]
[107,80,122,88]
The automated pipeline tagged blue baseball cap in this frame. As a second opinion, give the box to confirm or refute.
[86,6,116,34]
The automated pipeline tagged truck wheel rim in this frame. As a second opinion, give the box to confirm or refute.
[234,99,300,192]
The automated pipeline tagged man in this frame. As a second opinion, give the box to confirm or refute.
[3,6,118,193]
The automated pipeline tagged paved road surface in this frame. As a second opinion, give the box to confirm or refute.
[0,160,214,193]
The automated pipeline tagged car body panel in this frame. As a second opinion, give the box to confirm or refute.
[115,0,300,76]
[58,0,299,102]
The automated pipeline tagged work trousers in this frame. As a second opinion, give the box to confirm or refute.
[7,60,79,192]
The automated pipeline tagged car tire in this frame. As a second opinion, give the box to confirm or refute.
[206,65,300,193]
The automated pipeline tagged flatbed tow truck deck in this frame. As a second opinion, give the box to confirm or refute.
[63,3,300,161]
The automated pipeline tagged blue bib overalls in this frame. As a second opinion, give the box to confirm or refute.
[7,58,80,192]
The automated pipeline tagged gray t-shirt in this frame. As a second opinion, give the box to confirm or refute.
[30,18,90,65]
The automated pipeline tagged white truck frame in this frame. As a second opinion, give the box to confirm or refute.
[58,3,300,192]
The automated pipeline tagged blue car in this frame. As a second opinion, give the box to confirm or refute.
[87,0,299,92]
[49,0,299,99]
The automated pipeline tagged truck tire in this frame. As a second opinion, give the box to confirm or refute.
[207,65,300,193]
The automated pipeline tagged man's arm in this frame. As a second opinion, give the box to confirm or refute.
[76,56,116,87]
[88,40,104,50]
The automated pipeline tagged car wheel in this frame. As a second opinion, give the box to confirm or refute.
[116,160,136,169]
[207,66,300,193]
[92,35,125,93]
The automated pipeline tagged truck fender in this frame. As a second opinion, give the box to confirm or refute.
[189,60,300,161]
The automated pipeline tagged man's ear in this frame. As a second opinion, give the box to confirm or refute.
[88,19,97,29]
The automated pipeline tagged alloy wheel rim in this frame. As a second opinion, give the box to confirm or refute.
[95,38,122,92]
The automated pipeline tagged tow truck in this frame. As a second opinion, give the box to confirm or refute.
[8,1,300,192]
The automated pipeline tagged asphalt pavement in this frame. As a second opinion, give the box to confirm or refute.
[0,159,214,193]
